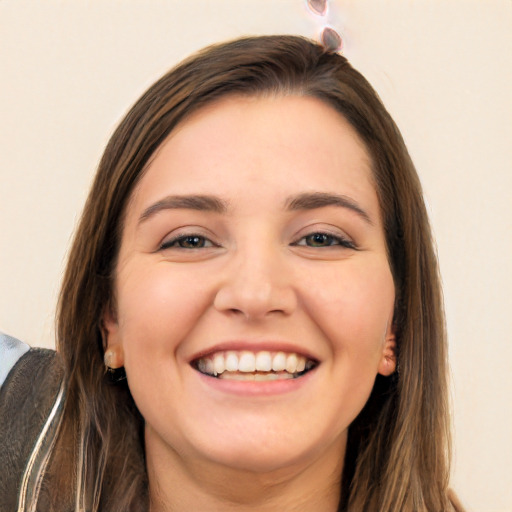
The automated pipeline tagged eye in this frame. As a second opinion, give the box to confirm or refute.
[293,232,356,249]
[160,234,215,250]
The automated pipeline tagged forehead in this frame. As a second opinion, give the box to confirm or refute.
[128,94,377,217]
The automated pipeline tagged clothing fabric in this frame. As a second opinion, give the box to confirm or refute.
[0,334,65,512]
[0,332,30,388]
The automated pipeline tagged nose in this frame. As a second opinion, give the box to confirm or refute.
[213,244,297,320]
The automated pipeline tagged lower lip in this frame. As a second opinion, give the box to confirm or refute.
[194,368,317,397]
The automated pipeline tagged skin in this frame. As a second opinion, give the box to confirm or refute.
[104,95,396,511]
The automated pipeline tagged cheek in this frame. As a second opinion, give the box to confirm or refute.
[115,263,214,362]
[307,261,395,422]
[300,259,395,355]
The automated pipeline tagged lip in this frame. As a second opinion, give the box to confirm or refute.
[193,363,319,397]
[187,340,320,364]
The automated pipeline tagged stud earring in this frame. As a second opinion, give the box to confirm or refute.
[104,348,126,382]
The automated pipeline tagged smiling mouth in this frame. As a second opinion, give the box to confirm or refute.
[192,350,318,381]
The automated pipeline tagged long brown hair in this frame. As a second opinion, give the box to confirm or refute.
[55,35,453,511]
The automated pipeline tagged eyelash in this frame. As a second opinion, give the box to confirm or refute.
[292,232,356,249]
[159,234,216,250]
[159,232,356,250]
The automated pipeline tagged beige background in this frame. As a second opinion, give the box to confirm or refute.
[1,1,511,510]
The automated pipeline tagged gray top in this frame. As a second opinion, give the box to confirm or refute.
[0,332,30,388]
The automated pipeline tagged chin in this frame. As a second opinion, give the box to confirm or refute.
[190,423,338,475]
[206,445,314,474]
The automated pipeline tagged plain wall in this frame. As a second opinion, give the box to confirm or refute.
[1,1,511,510]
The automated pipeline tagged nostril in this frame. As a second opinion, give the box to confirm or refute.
[213,280,296,320]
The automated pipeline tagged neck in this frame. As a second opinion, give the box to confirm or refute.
[145,426,345,512]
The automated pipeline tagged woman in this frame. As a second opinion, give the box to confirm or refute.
[0,35,463,511]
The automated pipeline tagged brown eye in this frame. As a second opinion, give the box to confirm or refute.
[293,232,356,249]
[160,235,213,250]
[305,233,335,247]
[178,236,206,248]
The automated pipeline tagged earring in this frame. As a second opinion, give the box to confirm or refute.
[104,348,126,383]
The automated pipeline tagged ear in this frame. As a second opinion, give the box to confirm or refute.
[377,332,397,377]
[101,303,125,369]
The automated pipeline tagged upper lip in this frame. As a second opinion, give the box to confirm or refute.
[188,341,320,364]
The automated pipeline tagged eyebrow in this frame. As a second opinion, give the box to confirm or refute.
[285,192,373,225]
[139,195,228,223]
[138,191,372,225]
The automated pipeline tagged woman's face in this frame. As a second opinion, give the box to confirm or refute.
[104,95,396,475]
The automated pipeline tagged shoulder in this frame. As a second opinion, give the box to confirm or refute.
[0,333,65,511]
[0,332,30,388]
[0,332,62,384]
[0,333,63,404]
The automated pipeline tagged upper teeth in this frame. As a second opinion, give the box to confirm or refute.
[196,350,312,376]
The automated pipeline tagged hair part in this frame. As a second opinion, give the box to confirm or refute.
[55,35,452,511]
